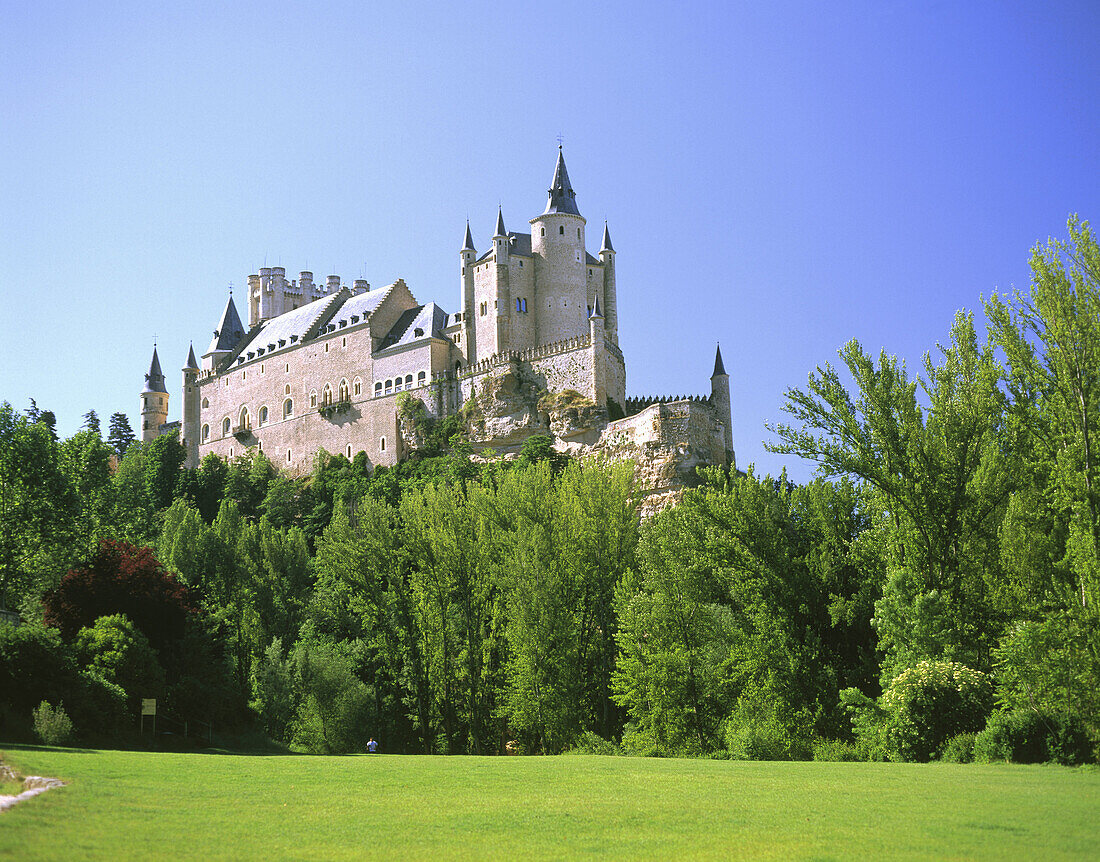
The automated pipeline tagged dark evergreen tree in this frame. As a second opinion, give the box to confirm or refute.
[107,412,136,458]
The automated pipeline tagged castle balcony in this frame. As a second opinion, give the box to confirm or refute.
[231,425,253,440]
[318,399,352,420]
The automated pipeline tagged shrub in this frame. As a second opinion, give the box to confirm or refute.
[724,713,812,761]
[568,730,620,756]
[813,739,862,762]
[839,687,889,761]
[32,700,73,746]
[0,622,81,741]
[940,733,976,763]
[975,710,1093,765]
[74,614,165,712]
[880,661,992,762]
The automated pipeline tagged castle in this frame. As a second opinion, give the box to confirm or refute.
[141,149,734,491]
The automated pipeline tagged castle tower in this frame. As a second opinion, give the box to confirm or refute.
[599,222,618,345]
[203,293,246,373]
[588,294,607,408]
[181,344,200,468]
[460,221,477,364]
[492,207,512,353]
[710,343,735,468]
[141,346,169,442]
[530,146,587,345]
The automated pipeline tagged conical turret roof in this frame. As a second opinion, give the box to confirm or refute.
[543,146,581,216]
[601,222,614,253]
[494,207,507,238]
[712,343,727,377]
[207,295,246,355]
[143,346,168,394]
[462,221,475,251]
[184,343,199,371]
[590,293,603,319]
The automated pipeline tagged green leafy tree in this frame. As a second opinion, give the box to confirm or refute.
[768,313,1013,678]
[74,613,166,712]
[0,402,78,610]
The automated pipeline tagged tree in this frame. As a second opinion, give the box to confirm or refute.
[767,313,1014,678]
[0,402,78,610]
[985,216,1100,726]
[74,613,165,712]
[107,412,136,459]
[82,410,101,437]
[42,540,197,653]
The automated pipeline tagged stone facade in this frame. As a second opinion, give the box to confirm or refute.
[146,149,734,490]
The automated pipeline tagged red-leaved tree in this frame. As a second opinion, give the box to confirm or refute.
[42,540,196,653]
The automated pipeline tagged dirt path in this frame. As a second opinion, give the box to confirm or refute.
[0,762,65,813]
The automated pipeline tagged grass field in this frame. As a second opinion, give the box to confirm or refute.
[1,746,1098,861]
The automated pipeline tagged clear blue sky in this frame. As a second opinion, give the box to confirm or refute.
[3,0,1098,482]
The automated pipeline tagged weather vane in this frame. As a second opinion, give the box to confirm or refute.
[556,133,564,148]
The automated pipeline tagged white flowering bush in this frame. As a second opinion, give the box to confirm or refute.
[880,660,992,761]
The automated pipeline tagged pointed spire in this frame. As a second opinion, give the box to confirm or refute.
[462,220,475,251]
[543,146,581,216]
[712,343,727,377]
[207,294,246,355]
[143,346,168,394]
[494,207,507,238]
[601,221,614,253]
[590,293,603,319]
[184,343,199,371]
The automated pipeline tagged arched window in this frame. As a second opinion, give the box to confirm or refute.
[375,382,383,396]
[310,390,318,408]
[385,379,393,394]
[284,399,293,418]
[540,227,545,236]
[404,374,413,388]
[339,379,349,402]
[380,436,386,452]
[239,407,250,430]
[417,371,426,386]
[202,397,209,408]
[353,378,362,397]
[259,406,268,425]
[559,225,564,235]
[201,424,209,442]
[322,384,333,406]
[346,445,352,459]
[222,417,231,436]
[285,384,291,395]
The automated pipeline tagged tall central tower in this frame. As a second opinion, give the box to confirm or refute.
[529,147,588,345]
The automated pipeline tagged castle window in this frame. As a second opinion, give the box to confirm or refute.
[353,378,362,396]
[417,371,426,386]
[239,407,251,430]
[229,447,234,458]
[222,417,231,436]
[577,228,581,239]
[284,399,293,418]
[480,302,487,316]
[225,379,229,387]
[202,397,209,408]
[455,333,461,343]
[287,449,292,463]
[375,382,383,396]
[519,261,523,267]
[339,379,349,402]
[310,391,317,408]
[322,384,332,406]
[588,269,592,276]
[242,371,246,380]
[285,363,290,373]
[414,328,423,337]
[258,440,262,452]
[404,374,413,388]
[394,378,403,392]
[380,436,386,452]
[285,384,291,395]
[260,364,265,374]
[385,380,393,394]
[259,406,268,425]
[325,343,330,353]
[541,227,545,236]
[342,337,347,348]
[559,225,564,235]
[516,298,527,313]
[201,424,209,442]
[346,445,352,459]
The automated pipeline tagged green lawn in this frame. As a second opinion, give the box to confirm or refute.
[1,746,1098,861]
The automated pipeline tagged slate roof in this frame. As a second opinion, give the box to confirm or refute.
[207,296,246,355]
[143,347,168,394]
[495,208,507,237]
[462,221,476,251]
[238,291,345,360]
[378,302,449,351]
[713,344,727,377]
[326,284,394,330]
[544,147,581,215]
[184,344,199,370]
[601,222,614,253]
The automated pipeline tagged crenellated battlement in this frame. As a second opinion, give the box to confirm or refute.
[625,394,712,416]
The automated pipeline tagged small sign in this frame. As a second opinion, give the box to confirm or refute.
[142,699,157,716]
